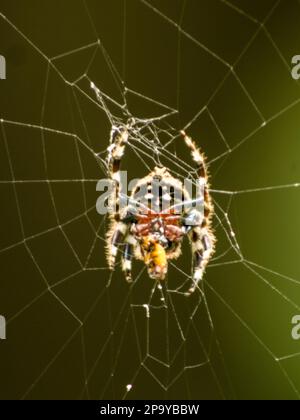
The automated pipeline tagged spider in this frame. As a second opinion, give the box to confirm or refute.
[105,123,215,295]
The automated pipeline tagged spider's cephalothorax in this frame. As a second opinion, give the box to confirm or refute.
[105,124,215,295]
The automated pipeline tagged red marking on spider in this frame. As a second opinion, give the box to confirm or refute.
[134,211,183,242]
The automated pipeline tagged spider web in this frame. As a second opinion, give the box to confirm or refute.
[1,0,300,400]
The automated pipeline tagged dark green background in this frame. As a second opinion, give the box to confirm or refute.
[0,0,300,400]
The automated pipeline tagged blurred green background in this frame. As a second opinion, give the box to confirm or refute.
[0,0,300,400]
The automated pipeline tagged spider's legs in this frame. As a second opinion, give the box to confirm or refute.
[106,125,131,271]
[181,130,213,232]
[107,126,129,221]
[181,131,216,295]
[121,236,136,283]
[106,221,128,270]
[181,130,207,181]
[187,227,214,295]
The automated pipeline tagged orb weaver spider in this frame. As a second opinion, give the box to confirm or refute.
[105,123,215,295]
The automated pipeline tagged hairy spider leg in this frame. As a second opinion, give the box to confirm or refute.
[181,131,216,295]
[106,126,130,270]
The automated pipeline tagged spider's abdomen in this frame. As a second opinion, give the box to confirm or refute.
[134,213,183,243]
